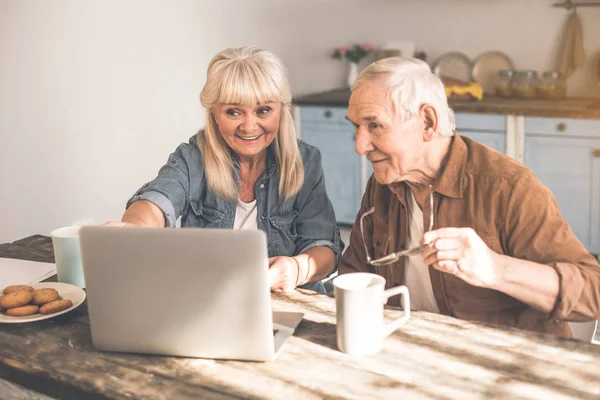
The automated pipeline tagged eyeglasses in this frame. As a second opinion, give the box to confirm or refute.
[360,191,434,267]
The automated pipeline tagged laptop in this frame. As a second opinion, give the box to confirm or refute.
[79,226,304,361]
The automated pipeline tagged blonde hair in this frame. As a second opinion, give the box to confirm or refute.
[198,46,304,202]
[353,57,456,136]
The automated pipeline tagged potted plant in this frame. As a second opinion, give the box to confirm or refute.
[331,43,375,87]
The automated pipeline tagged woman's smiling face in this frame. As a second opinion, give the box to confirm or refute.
[212,102,281,160]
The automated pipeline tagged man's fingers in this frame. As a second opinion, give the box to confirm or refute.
[432,238,463,251]
[436,249,464,261]
[423,227,472,244]
[423,250,463,266]
[421,240,463,262]
[431,260,458,274]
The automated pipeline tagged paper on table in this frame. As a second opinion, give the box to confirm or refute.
[0,258,57,287]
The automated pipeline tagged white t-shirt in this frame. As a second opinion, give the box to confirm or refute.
[233,198,258,230]
[404,190,440,313]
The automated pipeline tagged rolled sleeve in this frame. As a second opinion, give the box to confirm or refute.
[506,174,600,322]
[127,189,177,228]
[548,259,600,321]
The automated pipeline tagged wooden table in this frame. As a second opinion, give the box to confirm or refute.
[2,236,600,399]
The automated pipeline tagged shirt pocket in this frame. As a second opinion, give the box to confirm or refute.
[372,230,390,260]
[269,209,298,256]
[185,198,226,228]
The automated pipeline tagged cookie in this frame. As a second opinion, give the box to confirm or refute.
[39,299,73,315]
[6,305,39,317]
[0,290,35,309]
[3,285,35,295]
[33,288,61,306]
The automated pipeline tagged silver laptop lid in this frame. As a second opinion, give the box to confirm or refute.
[79,226,275,361]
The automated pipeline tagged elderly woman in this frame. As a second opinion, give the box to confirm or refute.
[113,46,342,293]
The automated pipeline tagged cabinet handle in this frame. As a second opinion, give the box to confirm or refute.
[556,123,567,132]
[594,149,600,158]
[324,110,332,118]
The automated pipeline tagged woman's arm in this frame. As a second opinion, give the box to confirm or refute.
[294,246,336,284]
[268,246,335,292]
[122,200,166,227]
[267,144,343,292]
[104,200,166,227]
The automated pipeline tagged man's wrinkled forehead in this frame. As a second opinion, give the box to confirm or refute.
[348,83,395,118]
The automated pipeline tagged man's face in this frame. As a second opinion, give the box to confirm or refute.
[347,84,425,185]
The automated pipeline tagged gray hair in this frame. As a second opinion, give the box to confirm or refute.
[352,57,456,136]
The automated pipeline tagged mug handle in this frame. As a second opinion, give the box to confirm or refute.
[382,285,410,338]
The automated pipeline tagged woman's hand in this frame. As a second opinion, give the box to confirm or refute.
[421,227,505,289]
[267,256,300,292]
[102,221,138,227]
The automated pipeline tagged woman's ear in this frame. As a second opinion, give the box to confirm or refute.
[420,104,439,142]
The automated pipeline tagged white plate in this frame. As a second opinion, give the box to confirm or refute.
[472,51,514,94]
[432,51,472,82]
[0,282,86,323]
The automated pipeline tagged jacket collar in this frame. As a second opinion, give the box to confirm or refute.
[432,134,467,199]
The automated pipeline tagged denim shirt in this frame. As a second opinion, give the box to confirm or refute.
[127,134,343,293]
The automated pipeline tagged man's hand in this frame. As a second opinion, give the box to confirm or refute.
[268,256,300,292]
[421,227,505,289]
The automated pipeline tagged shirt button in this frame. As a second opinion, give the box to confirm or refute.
[259,183,265,189]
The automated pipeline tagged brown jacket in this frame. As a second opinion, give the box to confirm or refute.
[339,135,600,337]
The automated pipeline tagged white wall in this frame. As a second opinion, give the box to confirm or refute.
[1,0,599,243]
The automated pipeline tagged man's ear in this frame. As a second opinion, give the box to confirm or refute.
[420,104,439,142]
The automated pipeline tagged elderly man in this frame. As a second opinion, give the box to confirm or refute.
[339,57,600,337]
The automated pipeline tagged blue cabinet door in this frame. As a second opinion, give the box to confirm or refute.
[525,135,600,254]
[459,131,506,153]
[301,120,362,225]
[455,113,506,153]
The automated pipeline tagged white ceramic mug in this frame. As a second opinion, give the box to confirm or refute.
[51,226,86,288]
[333,272,410,356]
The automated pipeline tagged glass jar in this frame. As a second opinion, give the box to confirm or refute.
[495,70,514,97]
[512,70,539,99]
[537,71,567,100]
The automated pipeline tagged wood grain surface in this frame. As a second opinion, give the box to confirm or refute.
[2,236,600,400]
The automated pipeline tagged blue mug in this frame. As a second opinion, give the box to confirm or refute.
[51,226,86,288]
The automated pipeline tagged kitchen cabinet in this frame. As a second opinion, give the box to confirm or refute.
[299,106,362,225]
[455,113,506,153]
[524,117,600,254]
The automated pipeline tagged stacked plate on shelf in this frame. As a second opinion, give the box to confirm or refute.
[432,50,514,95]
